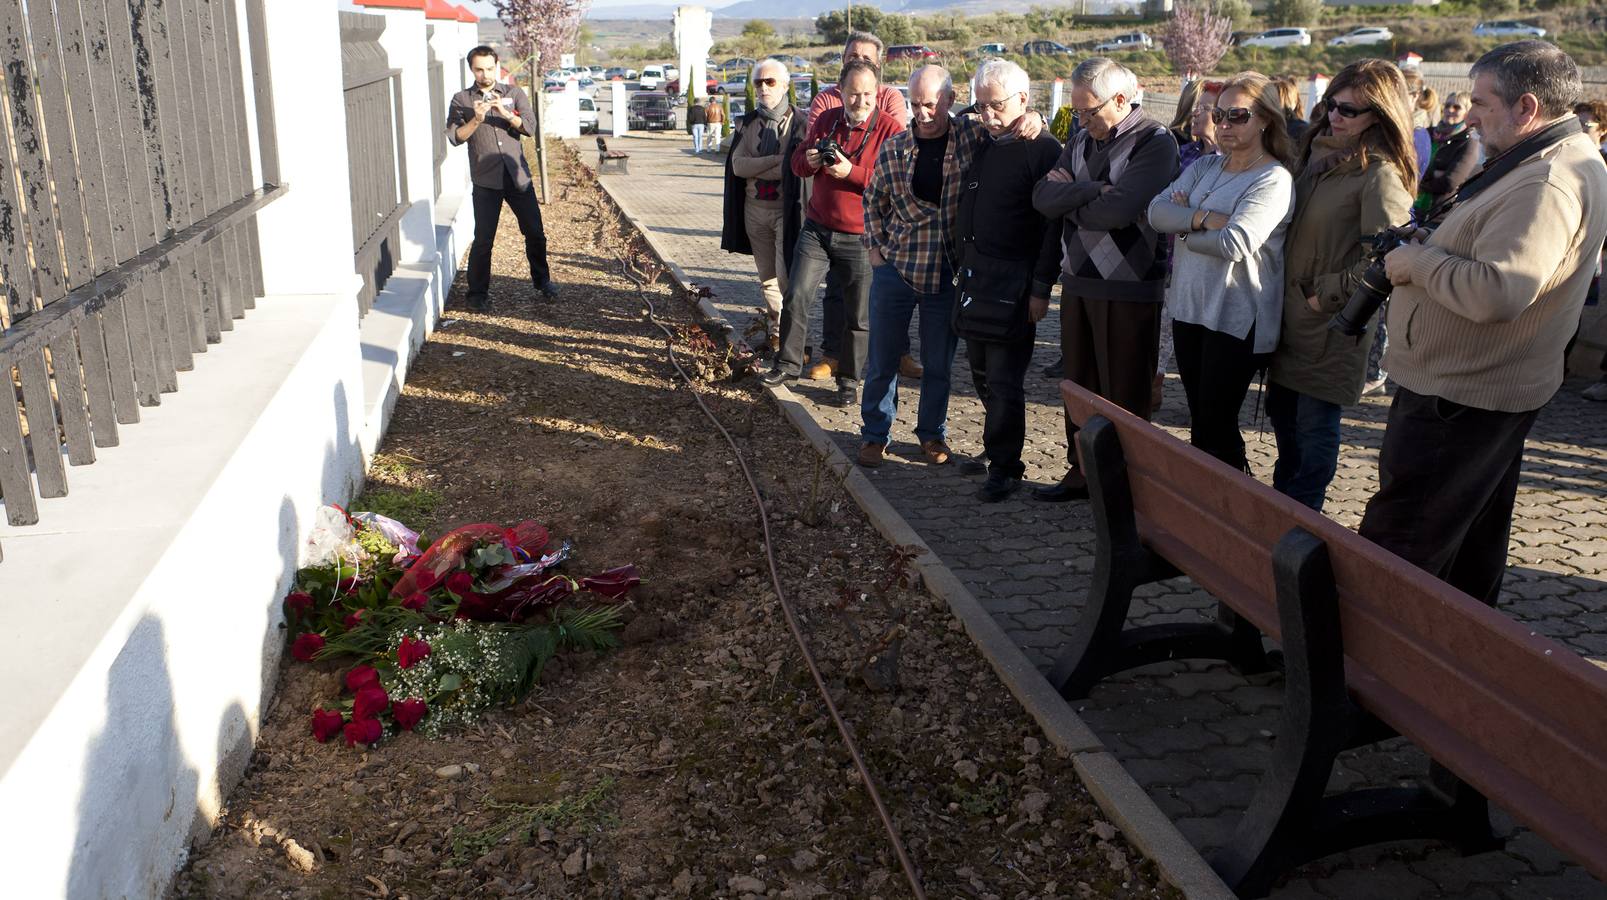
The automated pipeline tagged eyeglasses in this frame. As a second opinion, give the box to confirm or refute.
[1585,120,1603,131]
[1071,97,1111,120]
[1210,106,1253,126]
[754,77,779,87]
[976,96,1022,113]
[1329,101,1374,119]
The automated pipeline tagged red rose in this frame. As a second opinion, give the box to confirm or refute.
[392,698,427,731]
[445,571,475,598]
[291,633,325,662]
[285,591,314,620]
[353,685,390,720]
[397,636,431,669]
[343,717,383,747]
[401,592,429,611]
[338,577,361,595]
[579,565,641,600]
[310,708,345,742]
[344,609,366,630]
[345,664,380,693]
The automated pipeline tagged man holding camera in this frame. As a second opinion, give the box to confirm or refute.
[447,45,559,312]
[1367,41,1607,606]
[762,60,903,405]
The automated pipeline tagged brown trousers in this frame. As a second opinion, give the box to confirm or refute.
[1061,293,1161,468]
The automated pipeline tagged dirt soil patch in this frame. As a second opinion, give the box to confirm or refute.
[169,145,1181,900]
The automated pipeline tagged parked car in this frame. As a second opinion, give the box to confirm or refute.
[639,65,665,90]
[604,66,630,81]
[719,72,747,95]
[1022,39,1074,56]
[721,56,757,71]
[886,44,941,61]
[1473,20,1546,37]
[1239,27,1312,49]
[575,77,597,96]
[969,42,1009,57]
[1093,32,1153,52]
[817,51,843,66]
[665,73,719,97]
[627,92,674,130]
[542,78,565,92]
[791,74,816,103]
[728,97,747,119]
[1328,26,1393,47]
[664,64,680,80]
[767,54,811,71]
[578,96,598,133]
[587,65,606,78]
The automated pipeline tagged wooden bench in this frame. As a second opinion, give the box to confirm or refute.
[596,136,628,174]
[1056,380,1607,897]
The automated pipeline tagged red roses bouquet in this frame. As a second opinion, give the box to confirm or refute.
[285,508,639,748]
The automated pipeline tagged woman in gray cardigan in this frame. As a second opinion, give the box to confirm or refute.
[1148,72,1295,472]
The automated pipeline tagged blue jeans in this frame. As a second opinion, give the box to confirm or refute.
[860,262,957,446]
[1267,382,1343,512]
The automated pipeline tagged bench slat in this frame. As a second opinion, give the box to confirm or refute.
[1062,379,1607,881]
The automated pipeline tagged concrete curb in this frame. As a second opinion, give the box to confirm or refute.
[580,152,1234,900]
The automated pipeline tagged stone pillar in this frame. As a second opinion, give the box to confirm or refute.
[359,0,438,266]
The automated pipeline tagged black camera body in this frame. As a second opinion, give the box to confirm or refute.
[815,137,843,167]
[1329,223,1421,337]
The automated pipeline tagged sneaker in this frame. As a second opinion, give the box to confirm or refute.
[899,354,923,379]
[977,472,1021,503]
[958,453,988,476]
[1584,379,1607,402]
[857,442,885,468]
[760,368,796,387]
[806,357,838,380]
[919,439,952,466]
[1363,375,1388,396]
[1041,355,1063,378]
[830,378,859,408]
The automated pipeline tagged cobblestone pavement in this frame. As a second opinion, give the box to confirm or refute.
[575,132,1607,899]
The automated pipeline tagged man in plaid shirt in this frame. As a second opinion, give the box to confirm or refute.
[857,65,1043,468]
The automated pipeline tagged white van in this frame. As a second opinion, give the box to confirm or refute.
[1239,28,1311,49]
[639,65,665,90]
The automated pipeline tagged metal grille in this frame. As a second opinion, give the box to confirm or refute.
[0,0,283,561]
[341,11,407,316]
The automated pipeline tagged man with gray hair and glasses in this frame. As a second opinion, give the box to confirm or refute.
[1365,41,1607,608]
[1030,58,1178,502]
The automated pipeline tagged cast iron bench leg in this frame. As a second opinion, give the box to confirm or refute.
[1210,528,1501,898]
[1049,416,1269,700]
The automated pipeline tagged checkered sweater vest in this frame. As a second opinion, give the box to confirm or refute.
[1062,118,1171,301]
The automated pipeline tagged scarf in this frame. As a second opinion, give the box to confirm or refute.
[1303,132,1359,178]
[755,95,788,156]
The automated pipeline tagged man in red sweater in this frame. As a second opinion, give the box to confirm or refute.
[762,60,905,406]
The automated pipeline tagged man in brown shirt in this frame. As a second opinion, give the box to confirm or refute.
[704,97,725,152]
[447,45,558,311]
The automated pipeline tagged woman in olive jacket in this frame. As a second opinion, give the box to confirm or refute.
[1267,60,1417,512]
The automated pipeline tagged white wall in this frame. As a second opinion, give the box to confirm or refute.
[374,7,440,266]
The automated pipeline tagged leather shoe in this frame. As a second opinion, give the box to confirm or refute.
[466,295,489,312]
[958,453,988,476]
[1032,470,1089,502]
[899,353,923,379]
[805,357,837,380]
[919,439,952,465]
[760,368,795,387]
[857,442,885,468]
[830,379,858,408]
[977,472,1021,503]
[538,280,560,299]
[1040,355,1063,378]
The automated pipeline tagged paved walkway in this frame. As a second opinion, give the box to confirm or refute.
[574,131,1607,899]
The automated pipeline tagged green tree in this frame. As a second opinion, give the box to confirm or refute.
[1214,0,1252,31]
[815,7,886,45]
[1263,0,1322,28]
[742,19,776,40]
[1478,0,1520,13]
[879,14,923,45]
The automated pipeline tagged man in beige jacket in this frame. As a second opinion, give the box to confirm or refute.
[1369,41,1607,606]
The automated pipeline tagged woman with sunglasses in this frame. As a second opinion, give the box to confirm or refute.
[1178,80,1224,173]
[1148,71,1295,472]
[1266,59,1417,511]
[1415,91,1480,217]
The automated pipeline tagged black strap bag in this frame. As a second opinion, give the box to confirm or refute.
[951,139,1033,342]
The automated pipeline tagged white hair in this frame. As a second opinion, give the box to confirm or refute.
[1071,57,1138,103]
[971,58,1029,99]
[908,64,952,96]
[750,58,788,84]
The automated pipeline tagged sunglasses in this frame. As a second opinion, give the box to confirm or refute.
[1329,101,1374,119]
[1210,106,1253,126]
[754,77,779,87]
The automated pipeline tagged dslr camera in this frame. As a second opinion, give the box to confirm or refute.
[1328,223,1427,337]
[815,137,844,167]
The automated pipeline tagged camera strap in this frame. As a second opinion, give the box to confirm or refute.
[829,104,881,164]
[1421,116,1582,225]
